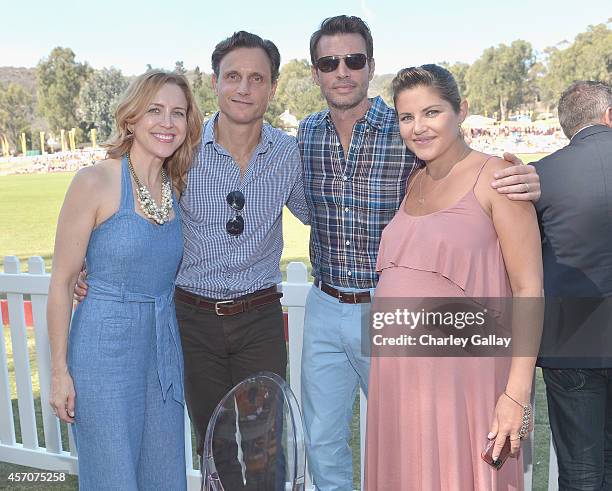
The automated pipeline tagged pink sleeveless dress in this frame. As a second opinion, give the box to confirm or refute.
[365,159,524,490]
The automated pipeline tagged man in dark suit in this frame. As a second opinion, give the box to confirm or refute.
[535,80,612,490]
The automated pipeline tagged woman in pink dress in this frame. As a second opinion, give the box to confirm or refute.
[365,65,543,490]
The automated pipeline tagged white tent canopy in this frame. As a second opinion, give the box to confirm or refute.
[463,114,496,127]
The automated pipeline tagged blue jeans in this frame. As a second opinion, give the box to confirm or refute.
[543,368,612,490]
[301,284,373,491]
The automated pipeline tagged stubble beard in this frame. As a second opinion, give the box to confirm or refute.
[324,86,369,112]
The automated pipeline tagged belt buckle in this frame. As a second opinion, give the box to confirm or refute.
[214,300,235,316]
[338,291,357,303]
[346,292,358,303]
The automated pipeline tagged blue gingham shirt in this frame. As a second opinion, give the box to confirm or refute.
[176,113,310,298]
[298,96,419,289]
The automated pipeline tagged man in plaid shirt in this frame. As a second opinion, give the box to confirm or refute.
[298,15,542,490]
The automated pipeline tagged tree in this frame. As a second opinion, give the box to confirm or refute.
[78,68,128,142]
[273,59,326,121]
[465,40,534,120]
[540,23,612,105]
[446,62,470,99]
[368,74,394,105]
[192,66,203,92]
[525,59,548,109]
[36,47,91,132]
[174,60,187,75]
[0,82,33,152]
[194,73,218,116]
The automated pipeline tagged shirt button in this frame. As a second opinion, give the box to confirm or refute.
[344,207,349,212]
[346,240,350,245]
[347,271,352,276]
[342,176,348,181]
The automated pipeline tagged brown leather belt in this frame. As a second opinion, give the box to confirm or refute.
[175,286,282,316]
[314,279,371,304]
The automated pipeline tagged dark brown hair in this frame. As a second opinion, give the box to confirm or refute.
[392,64,461,113]
[310,15,373,65]
[211,31,281,83]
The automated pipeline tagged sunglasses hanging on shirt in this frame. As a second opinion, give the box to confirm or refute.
[226,190,245,236]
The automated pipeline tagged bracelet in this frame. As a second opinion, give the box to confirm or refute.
[503,391,532,439]
[503,391,527,407]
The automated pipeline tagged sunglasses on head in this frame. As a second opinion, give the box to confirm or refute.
[226,190,245,236]
[315,53,368,73]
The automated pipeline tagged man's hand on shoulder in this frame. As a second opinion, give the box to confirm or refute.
[490,152,541,202]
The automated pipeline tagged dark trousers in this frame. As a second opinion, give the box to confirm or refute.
[175,295,287,457]
[543,368,612,490]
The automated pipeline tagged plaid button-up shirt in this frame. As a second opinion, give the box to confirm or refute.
[298,96,419,289]
[176,113,310,298]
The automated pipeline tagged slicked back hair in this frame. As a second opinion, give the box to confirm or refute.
[211,31,281,83]
[392,64,462,114]
[310,15,373,65]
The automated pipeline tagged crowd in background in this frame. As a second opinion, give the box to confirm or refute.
[0,149,104,175]
[466,124,567,155]
[0,123,569,176]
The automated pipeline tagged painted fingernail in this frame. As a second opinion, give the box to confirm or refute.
[487,432,494,439]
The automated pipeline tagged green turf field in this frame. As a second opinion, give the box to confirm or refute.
[0,171,312,273]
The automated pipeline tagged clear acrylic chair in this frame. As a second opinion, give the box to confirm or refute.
[201,372,305,491]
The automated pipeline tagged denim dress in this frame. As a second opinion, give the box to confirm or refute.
[67,155,186,490]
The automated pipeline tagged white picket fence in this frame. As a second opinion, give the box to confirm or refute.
[0,256,558,490]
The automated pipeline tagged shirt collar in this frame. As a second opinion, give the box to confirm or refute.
[203,112,272,154]
[314,96,390,131]
[202,112,218,145]
[570,124,597,141]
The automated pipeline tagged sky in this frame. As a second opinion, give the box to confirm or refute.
[0,0,609,75]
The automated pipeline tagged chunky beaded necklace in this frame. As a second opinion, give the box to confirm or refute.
[127,153,173,225]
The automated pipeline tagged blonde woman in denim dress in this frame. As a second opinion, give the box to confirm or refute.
[47,71,202,490]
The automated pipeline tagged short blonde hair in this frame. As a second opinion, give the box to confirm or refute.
[104,70,203,194]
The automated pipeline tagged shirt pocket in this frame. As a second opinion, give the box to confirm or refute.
[99,316,134,358]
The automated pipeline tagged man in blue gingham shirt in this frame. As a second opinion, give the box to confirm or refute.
[176,115,308,298]
[173,31,309,461]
